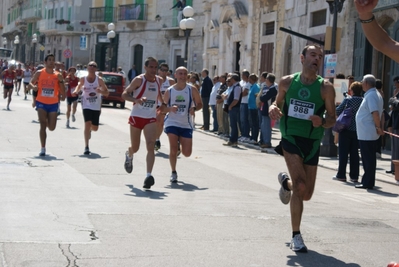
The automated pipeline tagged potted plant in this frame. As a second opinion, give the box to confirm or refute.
[80,21,87,25]
[63,20,70,24]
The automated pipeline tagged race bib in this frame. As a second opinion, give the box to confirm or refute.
[287,99,315,120]
[176,104,186,115]
[41,88,55,97]
[5,78,12,83]
[141,100,155,110]
[86,96,97,104]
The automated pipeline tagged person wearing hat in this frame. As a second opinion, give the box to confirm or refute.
[65,66,79,128]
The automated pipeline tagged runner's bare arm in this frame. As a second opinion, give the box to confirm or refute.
[122,76,144,104]
[28,71,41,91]
[57,73,66,101]
[97,77,109,97]
[168,77,176,86]
[72,77,85,96]
[269,75,291,120]
[310,81,336,128]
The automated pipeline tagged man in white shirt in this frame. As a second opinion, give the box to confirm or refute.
[209,76,221,132]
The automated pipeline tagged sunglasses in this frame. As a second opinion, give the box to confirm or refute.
[160,69,168,72]
[88,64,97,68]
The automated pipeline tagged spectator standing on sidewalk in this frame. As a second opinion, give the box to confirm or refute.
[247,73,260,144]
[216,75,228,135]
[223,74,242,147]
[200,69,213,131]
[239,70,251,142]
[355,74,384,189]
[386,80,399,176]
[332,81,363,183]
[269,44,336,252]
[260,73,278,149]
[209,76,220,132]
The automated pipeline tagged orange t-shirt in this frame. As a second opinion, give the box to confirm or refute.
[36,70,61,104]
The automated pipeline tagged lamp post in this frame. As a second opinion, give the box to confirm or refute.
[179,6,195,68]
[326,0,345,54]
[3,37,7,48]
[107,23,116,72]
[319,0,345,157]
[14,35,20,61]
[32,33,37,65]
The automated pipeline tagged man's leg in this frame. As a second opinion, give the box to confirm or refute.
[7,88,13,108]
[202,97,210,130]
[168,133,179,172]
[358,140,377,188]
[37,109,48,148]
[84,121,93,148]
[142,122,157,174]
[66,103,71,127]
[216,102,224,133]
[228,108,239,144]
[211,105,218,131]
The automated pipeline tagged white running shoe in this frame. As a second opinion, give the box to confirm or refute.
[66,120,70,128]
[290,234,308,253]
[278,172,291,204]
[170,172,178,183]
[124,151,133,173]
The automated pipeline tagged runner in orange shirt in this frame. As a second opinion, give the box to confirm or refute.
[29,54,66,156]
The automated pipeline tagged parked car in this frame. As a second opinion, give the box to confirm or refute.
[100,72,126,109]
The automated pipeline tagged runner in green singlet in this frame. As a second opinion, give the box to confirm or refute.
[269,44,336,253]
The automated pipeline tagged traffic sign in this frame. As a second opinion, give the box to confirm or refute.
[63,49,72,58]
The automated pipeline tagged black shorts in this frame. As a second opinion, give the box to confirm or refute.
[32,90,38,97]
[67,96,79,105]
[83,109,101,126]
[17,79,22,82]
[276,136,320,166]
[23,82,29,85]
[4,85,13,90]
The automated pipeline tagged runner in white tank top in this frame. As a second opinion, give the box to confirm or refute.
[121,57,167,190]
[162,66,202,183]
[155,63,176,151]
[72,61,109,155]
[23,68,32,100]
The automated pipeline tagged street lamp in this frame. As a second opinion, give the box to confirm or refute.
[14,35,20,61]
[2,37,7,48]
[326,0,345,54]
[32,33,37,65]
[179,6,195,68]
[107,23,116,71]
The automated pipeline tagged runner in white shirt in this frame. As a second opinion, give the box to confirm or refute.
[122,57,166,189]
[162,66,202,183]
[155,63,175,151]
[23,66,32,100]
[72,61,109,155]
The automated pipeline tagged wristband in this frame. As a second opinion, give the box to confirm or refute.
[359,15,375,24]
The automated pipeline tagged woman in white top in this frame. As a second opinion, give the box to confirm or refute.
[23,66,33,100]
[162,66,202,183]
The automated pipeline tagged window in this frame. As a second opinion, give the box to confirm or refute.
[60,7,63,19]
[68,7,71,21]
[311,9,326,27]
[263,21,275,36]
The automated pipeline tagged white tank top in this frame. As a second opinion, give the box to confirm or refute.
[23,70,31,83]
[130,74,161,118]
[158,78,171,105]
[164,85,194,129]
[81,76,102,111]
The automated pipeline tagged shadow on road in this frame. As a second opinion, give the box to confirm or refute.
[125,184,168,200]
[33,155,63,161]
[286,251,361,267]
[76,153,109,159]
[166,181,208,192]
[155,151,170,159]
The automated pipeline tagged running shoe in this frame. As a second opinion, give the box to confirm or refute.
[278,172,291,204]
[170,171,178,183]
[6,106,10,111]
[155,140,161,151]
[39,148,46,157]
[84,147,91,155]
[124,151,133,173]
[332,176,346,182]
[143,175,155,189]
[290,234,308,253]
[72,114,76,122]
[24,95,27,100]
[66,120,70,128]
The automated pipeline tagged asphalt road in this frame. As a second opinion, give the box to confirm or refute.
[0,94,398,267]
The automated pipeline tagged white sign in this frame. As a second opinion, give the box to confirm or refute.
[98,35,110,43]
[80,35,87,50]
[333,78,349,104]
[324,54,337,79]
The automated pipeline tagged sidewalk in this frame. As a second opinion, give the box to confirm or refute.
[195,122,398,187]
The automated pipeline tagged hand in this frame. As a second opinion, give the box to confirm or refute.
[376,127,384,136]
[268,104,283,120]
[189,107,195,115]
[135,97,147,105]
[171,105,178,113]
[309,115,323,127]
[354,0,378,18]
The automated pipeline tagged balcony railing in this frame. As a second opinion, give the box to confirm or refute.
[89,7,116,23]
[39,19,90,33]
[3,21,17,34]
[22,7,42,21]
[118,4,147,21]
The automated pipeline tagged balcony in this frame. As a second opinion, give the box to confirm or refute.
[118,4,147,21]
[39,19,91,35]
[89,7,116,30]
[22,7,42,22]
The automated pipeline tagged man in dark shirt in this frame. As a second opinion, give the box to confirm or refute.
[127,65,137,83]
[201,68,213,130]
